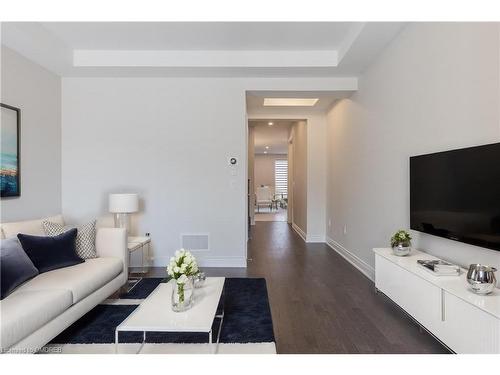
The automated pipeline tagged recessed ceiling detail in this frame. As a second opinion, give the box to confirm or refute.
[1,22,405,77]
[247,91,355,113]
[263,98,319,107]
[73,50,338,68]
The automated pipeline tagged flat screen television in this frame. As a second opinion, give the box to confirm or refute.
[410,142,500,252]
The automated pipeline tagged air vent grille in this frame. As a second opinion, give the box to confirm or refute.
[181,233,209,251]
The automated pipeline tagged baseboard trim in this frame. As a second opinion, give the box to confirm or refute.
[154,256,247,268]
[306,234,326,243]
[198,257,247,268]
[326,237,375,281]
[291,222,307,242]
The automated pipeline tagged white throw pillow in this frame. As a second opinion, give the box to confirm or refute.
[42,220,97,259]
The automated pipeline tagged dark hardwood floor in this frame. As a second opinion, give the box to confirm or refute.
[145,221,449,354]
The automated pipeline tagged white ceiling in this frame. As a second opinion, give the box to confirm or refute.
[1,22,405,77]
[250,120,292,154]
[40,22,355,50]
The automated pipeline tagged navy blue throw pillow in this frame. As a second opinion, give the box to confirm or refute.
[17,228,84,274]
[1,237,39,300]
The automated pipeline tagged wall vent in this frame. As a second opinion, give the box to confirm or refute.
[181,233,210,251]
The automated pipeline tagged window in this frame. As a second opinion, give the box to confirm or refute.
[274,159,288,195]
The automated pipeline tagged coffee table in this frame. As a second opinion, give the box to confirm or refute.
[115,277,225,354]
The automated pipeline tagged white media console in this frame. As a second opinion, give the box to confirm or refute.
[374,248,500,354]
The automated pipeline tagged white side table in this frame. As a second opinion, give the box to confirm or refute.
[126,236,151,292]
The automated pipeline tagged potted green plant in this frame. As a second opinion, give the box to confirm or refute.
[390,229,412,256]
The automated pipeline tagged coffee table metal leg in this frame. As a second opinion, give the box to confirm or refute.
[136,331,146,354]
[115,330,119,354]
[208,330,216,354]
[215,309,224,354]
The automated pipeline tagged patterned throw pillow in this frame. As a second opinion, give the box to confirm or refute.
[42,220,97,259]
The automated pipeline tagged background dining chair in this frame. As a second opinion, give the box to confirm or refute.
[255,186,274,212]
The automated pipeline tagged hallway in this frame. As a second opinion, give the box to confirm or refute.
[246,222,449,354]
[254,207,287,222]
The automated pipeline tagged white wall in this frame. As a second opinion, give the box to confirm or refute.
[287,138,293,224]
[304,114,327,242]
[62,77,352,267]
[62,78,247,267]
[326,23,500,277]
[254,153,286,189]
[248,126,255,226]
[291,121,308,236]
[1,46,61,222]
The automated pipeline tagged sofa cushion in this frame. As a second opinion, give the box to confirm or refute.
[1,215,64,239]
[18,229,84,273]
[0,289,73,350]
[13,257,123,304]
[43,220,97,260]
[0,237,39,300]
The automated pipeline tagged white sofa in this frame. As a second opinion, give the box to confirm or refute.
[0,215,128,353]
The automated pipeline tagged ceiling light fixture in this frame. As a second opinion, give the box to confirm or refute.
[268,122,274,126]
[265,146,269,149]
[263,98,319,107]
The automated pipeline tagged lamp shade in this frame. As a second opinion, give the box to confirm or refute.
[109,193,139,213]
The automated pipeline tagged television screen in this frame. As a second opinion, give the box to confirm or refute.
[410,142,500,252]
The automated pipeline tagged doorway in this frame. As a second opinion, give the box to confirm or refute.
[248,120,290,224]
[247,118,307,241]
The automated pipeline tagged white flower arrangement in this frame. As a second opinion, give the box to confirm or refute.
[167,249,199,284]
[167,249,199,308]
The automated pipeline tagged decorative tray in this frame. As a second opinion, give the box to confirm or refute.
[417,259,461,276]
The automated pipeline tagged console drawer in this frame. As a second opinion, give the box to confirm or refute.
[440,291,500,353]
[375,254,442,334]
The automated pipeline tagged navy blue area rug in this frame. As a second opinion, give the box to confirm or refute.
[119,277,167,299]
[50,278,275,344]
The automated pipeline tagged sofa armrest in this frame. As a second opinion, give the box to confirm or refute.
[96,228,128,271]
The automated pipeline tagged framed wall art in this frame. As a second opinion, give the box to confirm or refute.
[1,103,21,197]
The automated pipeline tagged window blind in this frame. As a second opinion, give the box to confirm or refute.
[275,159,288,195]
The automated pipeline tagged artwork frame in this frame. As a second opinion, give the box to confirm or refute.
[1,103,21,197]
